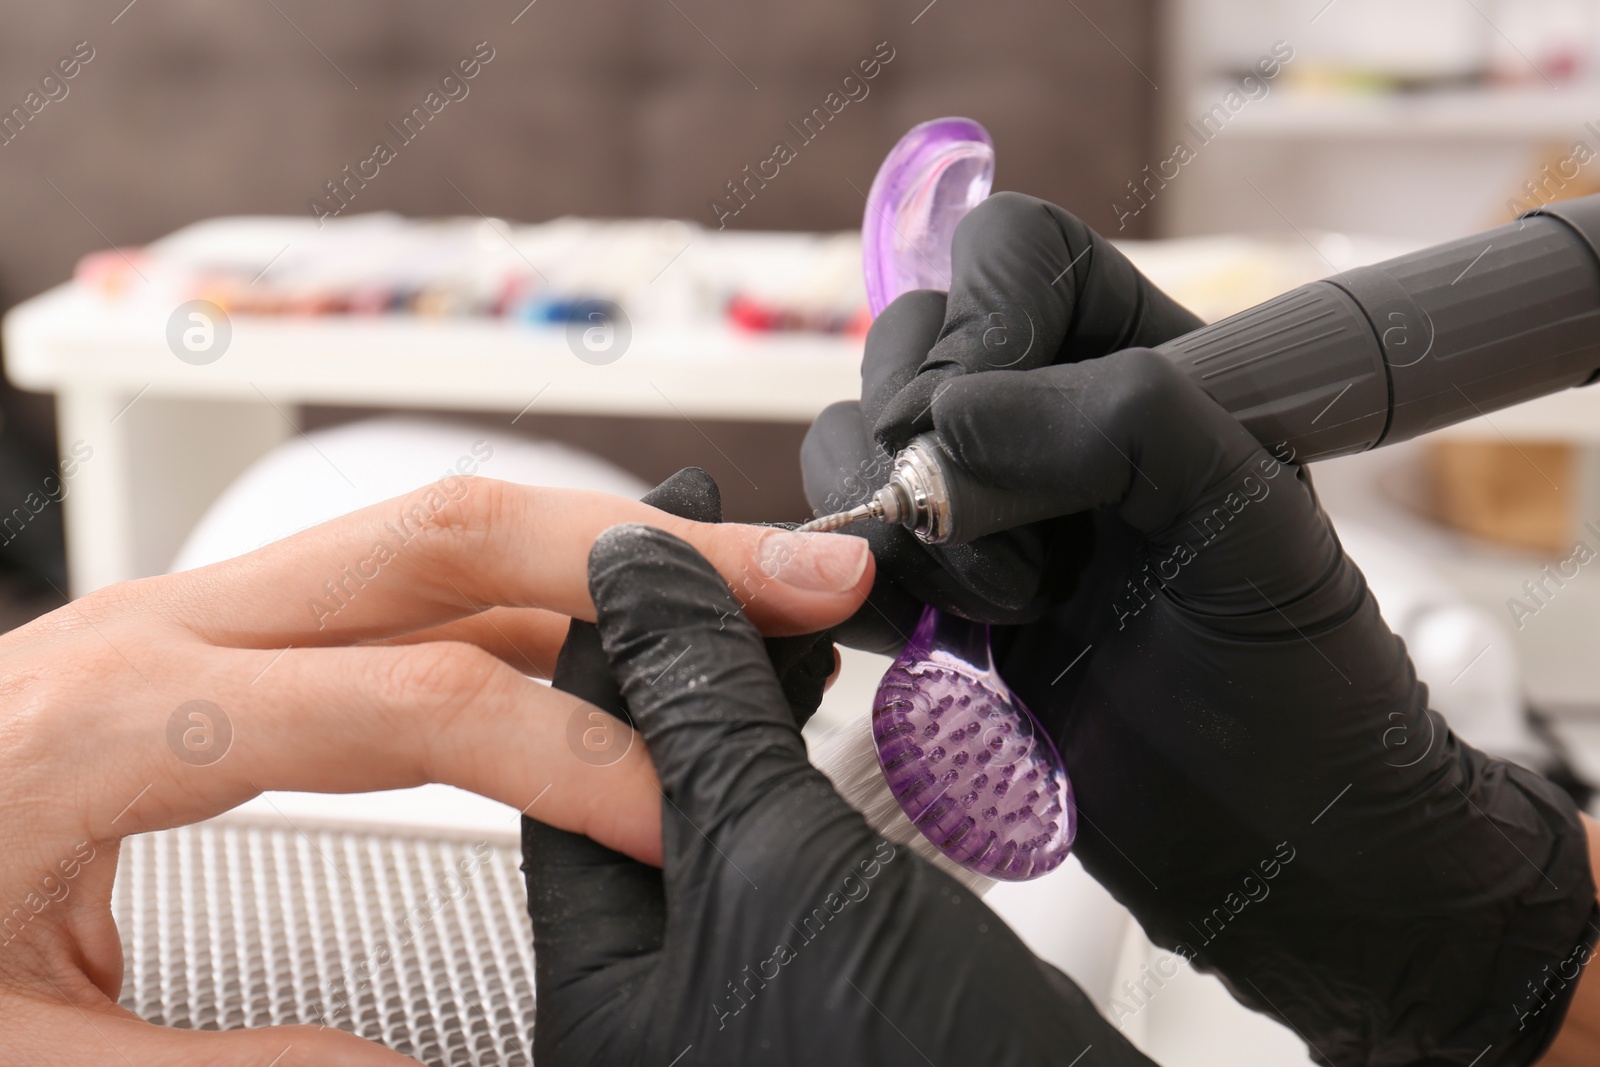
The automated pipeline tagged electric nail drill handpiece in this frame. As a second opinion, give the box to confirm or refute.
[803,191,1600,545]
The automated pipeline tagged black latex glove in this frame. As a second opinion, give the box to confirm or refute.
[520,468,1159,1066]
[803,192,1205,651]
[800,197,1600,1065]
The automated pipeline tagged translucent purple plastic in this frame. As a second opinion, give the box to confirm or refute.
[863,119,1078,880]
[873,609,1076,880]
[862,117,995,317]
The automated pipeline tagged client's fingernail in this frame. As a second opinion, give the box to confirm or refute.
[759,530,870,592]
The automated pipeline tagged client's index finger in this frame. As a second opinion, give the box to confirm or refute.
[166,479,871,647]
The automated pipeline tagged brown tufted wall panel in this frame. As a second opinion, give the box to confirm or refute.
[0,0,1163,534]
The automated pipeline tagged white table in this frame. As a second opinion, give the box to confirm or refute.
[3,283,864,594]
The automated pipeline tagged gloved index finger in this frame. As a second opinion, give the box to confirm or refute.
[874,191,1203,451]
[588,524,825,840]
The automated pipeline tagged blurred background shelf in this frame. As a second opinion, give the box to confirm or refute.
[3,280,865,595]
[1214,86,1600,139]
[5,285,865,418]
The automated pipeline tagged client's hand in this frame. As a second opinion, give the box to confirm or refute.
[522,471,1161,1066]
[0,477,870,1066]
[801,193,1598,1066]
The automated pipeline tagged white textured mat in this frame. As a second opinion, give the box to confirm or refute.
[112,820,534,1066]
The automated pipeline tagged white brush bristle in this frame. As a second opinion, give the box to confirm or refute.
[807,711,995,897]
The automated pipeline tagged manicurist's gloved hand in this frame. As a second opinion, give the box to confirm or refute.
[801,193,1600,1066]
[521,468,1161,1066]
[803,191,1205,647]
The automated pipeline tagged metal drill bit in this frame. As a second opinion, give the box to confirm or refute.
[796,501,882,534]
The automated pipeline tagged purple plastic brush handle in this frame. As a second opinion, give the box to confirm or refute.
[873,607,1076,880]
[859,119,1078,880]
[862,117,994,316]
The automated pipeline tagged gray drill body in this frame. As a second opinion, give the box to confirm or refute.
[823,196,1600,546]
